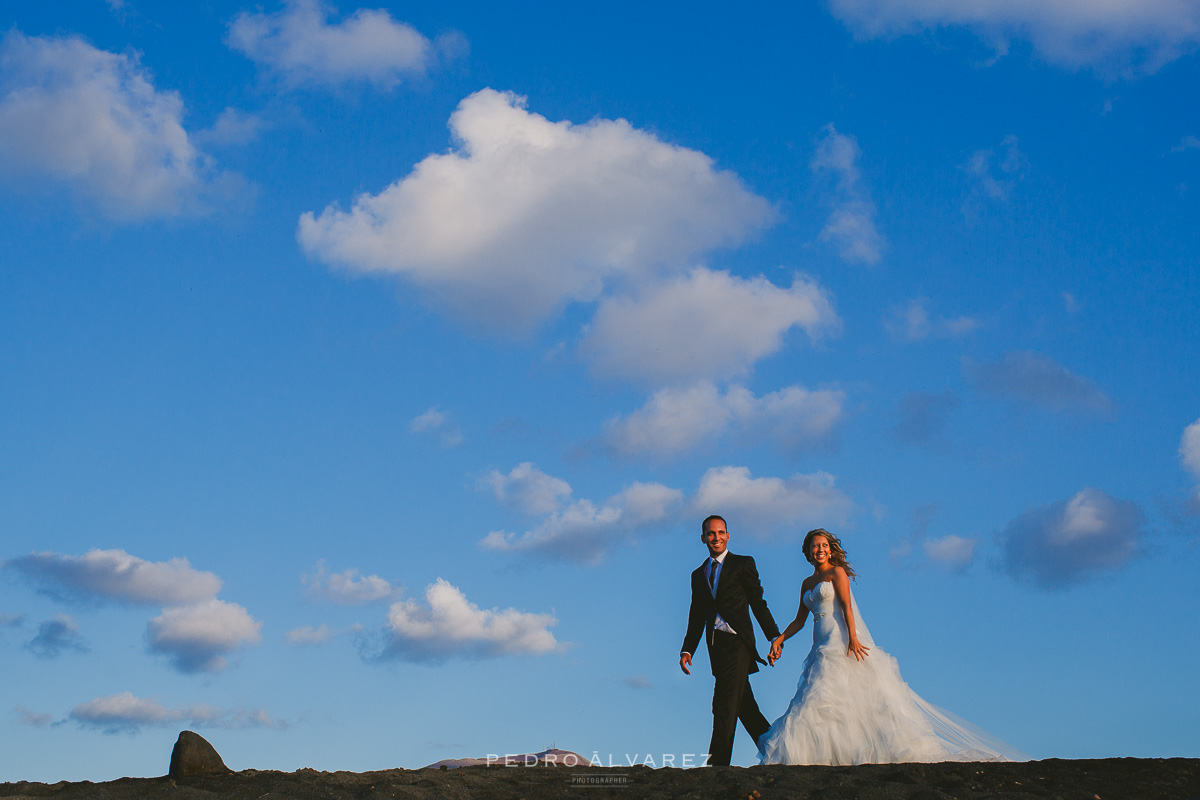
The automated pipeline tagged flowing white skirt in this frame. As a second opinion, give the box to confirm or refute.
[758,584,1026,765]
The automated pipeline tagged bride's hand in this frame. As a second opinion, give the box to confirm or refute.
[768,636,784,665]
[847,637,870,661]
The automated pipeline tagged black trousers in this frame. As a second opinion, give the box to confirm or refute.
[708,630,770,767]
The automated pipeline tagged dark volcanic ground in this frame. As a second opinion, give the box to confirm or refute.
[2,759,1198,800]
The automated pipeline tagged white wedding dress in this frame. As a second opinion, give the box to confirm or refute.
[758,580,1027,765]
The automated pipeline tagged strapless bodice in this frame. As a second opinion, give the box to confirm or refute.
[803,580,847,649]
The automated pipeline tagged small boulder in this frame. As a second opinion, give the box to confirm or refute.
[169,730,231,777]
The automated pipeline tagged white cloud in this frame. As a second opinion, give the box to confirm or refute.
[965,350,1112,416]
[8,549,222,606]
[482,462,574,516]
[299,89,774,333]
[692,466,852,536]
[886,299,979,341]
[0,32,238,220]
[480,465,683,562]
[303,562,401,605]
[197,107,266,147]
[285,623,362,645]
[604,382,845,457]
[147,599,263,673]
[1181,418,1200,477]
[827,0,1200,73]
[1172,135,1200,153]
[1182,418,1200,511]
[811,124,884,265]
[964,135,1026,206]
[69,691,282,734]
[923,535,977,570]
[1000,488,1144,588]
[227,0,457,89]
[25,614,88,659]
[13,706,53,728]
[582,268,838,385]
[409,406,463,447]
[375,579,560,662]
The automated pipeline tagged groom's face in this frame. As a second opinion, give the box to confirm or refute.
[701,520,729,557]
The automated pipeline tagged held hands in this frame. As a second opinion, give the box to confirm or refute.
[846,636,870,661]
[767,635,785,666]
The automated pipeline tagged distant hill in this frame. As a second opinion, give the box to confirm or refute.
[423,747,590,769]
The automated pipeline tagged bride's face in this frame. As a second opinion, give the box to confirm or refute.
[809,535,831,566]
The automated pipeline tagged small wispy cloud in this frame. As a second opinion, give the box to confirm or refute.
[303,562,402,605]
[13,705,53,728]
[621,675,652,689]
[481,466,683,563]
[1181,418,1200,513]
[25,614,88,659]
[965,350,1112,416]
[409,406,464,447]
[1172,135,1200,153]
[886,299,979,342]
[69,691,284,734]
[811,124,884,265]
[285,622,363,645]
[964,135,1027,209]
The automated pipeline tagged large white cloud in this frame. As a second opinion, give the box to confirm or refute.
[582,268,839,384]
[604,382,845,457]
[303,562,401,605]
[147,599,263,673]
[965,350,1112,416]
[298,89,775,333]
[692,466,852,536]
[827,0,1200,72]
[69,691,281,733]
[811,125,884,265]
[0,32,236,220]
[375,579,560,662]
[999,488,1144,588]
[7,549,221,606]
[227,0,458,88]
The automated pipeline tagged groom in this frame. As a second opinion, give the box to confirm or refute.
[680,514,780,766]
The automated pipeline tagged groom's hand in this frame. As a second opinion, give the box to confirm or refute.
[679,652,692,675]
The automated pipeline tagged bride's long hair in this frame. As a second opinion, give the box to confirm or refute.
[803,528,857,579]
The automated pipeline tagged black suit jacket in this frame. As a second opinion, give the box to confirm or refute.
[681,553,780,675]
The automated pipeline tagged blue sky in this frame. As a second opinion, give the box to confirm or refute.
[2,0,1199,781]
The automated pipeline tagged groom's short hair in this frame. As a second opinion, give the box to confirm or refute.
[701,514,727,533]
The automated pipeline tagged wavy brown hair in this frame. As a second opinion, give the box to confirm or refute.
[802,528,857,579]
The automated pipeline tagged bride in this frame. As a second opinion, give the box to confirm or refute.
[758,528,1027,765]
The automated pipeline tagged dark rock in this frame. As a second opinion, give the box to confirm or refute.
[168,730,231,777]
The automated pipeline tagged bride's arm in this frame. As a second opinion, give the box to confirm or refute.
[833,567,870,661]
[767,601,809,664]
